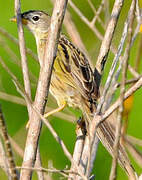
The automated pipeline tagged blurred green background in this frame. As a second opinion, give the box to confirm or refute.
[0,0,142,179]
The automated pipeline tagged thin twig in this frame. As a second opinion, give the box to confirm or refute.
[109,1,136,179]
[14,0,32,113]
[90,0,105,27]
[68,0,103,40]
[84,77,142,179]
[0,27,38,62]
[0,36,19,64]
[0,90,75,122]
[87,136,99,177]
[79,135,90,176]
[9,136,24,157]
[92,76,142,130]
[104,0,110,26]
[97,6,129,112]
[0,91,26,106]
[0,36,37,83]
[126,135,142,147]
[16,166,81,178]
[0,139,11,179]
[131,0,141,45]
[115,77,141,88]
[125,137,142,167]
[67,0,139,85]
[128,65,140,78]
[0,56,25,93]
[85,0,124,177]
[94,0,124,88]
[103,0,139,110]
[0,105,18,180]
[69,128,85,180]
[35,148,44,180]
[134,35,142,73]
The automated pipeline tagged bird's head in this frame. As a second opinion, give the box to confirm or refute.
[11,10,51,36]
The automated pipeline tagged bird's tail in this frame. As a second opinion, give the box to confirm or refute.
[82,102,137,179]
[96,120,136,179]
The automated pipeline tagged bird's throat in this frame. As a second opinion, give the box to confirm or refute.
[35,35,48,67]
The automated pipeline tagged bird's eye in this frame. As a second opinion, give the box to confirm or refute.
[32,16,39,21]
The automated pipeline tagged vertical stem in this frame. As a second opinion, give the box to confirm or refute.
[0,105,18,180]
[95,0,124,88]
[109,1,136,179]
[14,1,44,180]
[19,1,68,179]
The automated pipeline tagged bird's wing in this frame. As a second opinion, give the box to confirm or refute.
[58,36,99,103]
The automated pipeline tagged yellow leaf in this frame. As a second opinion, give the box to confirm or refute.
[123,94,134,118]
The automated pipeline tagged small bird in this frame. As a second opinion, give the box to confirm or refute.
[11,10,136,178]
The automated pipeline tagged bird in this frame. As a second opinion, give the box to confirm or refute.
[11,10,136,178]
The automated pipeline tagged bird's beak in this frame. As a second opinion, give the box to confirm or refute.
[10,16,28,25]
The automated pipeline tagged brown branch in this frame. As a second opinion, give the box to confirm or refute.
[35,148,44,180]
[115,77,141,88]
[97,5,130,112]
[82,0,125,177]
[94,0,124,88]
[101,76,142,123]
[126,135,142,147]
[128,64,140,78]
[83,77,142,179]
[109,1,136,179]
[68,1,125,177]
[104,0,110,25]
[135,36,142,73]
[0,36,19,64]
[68,0,139,91]
[15,1,44,179]
[125,137,142,167]
[0,91,75,122]
[0,139,11,178]
[90,76,142,140]
[0,105,18,180]
[9,136,24,157]
[2,55,87,180]
[0,91,26,106]
[0,56,25,94]
[0,36,37,84]
[19,1,68,179]
[16,166,81,178]
[82,135,99,178]
[15,83,87,180]
[14,0,32,113]
[68,0,103,40]
[90,0,105,27]
[69,128,85,180]
[86,136,99,177]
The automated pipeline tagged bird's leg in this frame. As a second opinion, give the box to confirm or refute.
[26,102,67,129]
[76,116,87,135]
[44,101,67,118]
